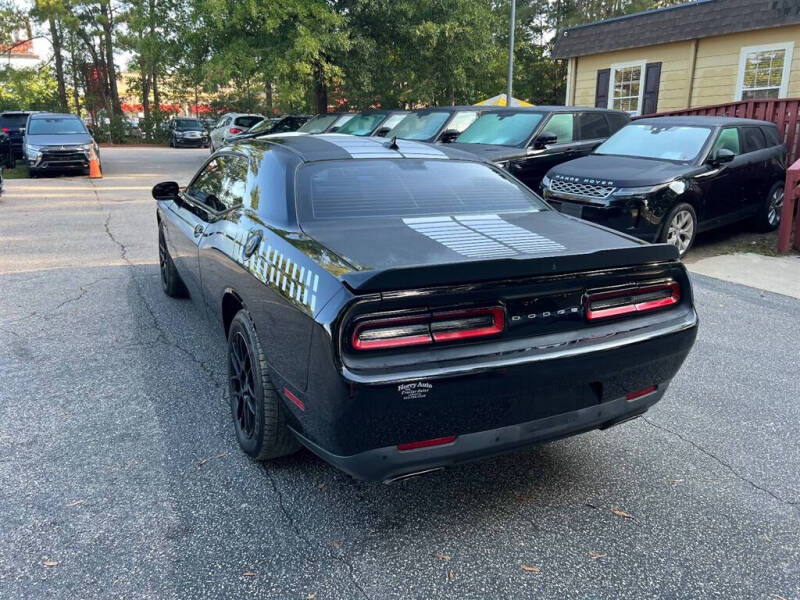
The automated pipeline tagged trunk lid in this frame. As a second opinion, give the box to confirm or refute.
[301,210,676,292]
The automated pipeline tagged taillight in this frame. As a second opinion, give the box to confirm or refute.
[229,127,243,134]
[586,281,680,321]
[1,127,8,133]
[351,306,505,351]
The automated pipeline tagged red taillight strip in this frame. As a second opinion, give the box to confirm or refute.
[431,307,505,342]
[351,316,432,350]
[283,387,305,411]
[586,282,680,321]
[397,436,457,451]
[351,307,505,351]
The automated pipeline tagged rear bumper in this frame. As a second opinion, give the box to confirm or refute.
[292,385,664,482]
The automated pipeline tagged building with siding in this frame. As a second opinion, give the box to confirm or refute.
[553,0,800,115]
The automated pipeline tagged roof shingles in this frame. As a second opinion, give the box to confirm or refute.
[553,0,800,59]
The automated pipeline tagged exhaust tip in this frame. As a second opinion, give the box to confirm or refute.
[383,467,444,484]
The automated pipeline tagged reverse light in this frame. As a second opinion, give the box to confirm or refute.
[352,306,505,351]
[229,127,243,135]
[397,436,457,451]
[586,281,680,321]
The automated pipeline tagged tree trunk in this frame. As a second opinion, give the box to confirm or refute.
[76,30,111,116]
[100,1,121,115]
[48,17,68,112]
[313,61,327,114]
[71,52,81,115]
[152,67,161,112]
[141,70,151,140]
[265,80,273,114]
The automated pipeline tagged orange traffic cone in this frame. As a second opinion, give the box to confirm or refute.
[89,147,102,179]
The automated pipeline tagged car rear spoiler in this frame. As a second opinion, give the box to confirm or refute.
[338,244,679,293]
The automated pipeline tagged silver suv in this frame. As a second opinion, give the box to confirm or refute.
[208,113,263,152]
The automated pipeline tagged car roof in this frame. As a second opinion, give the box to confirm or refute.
[633,115,776,127]
[481,106,626,114]
[29,112,81,119]
[238,133,480,163]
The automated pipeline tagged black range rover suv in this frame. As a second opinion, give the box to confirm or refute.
[447,107,630,190]
[540,116,787,256]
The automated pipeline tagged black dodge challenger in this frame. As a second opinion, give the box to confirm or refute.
[155,134,698,482]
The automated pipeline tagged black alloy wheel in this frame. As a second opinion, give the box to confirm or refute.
[230,330,257,440]
[227,310,300,460]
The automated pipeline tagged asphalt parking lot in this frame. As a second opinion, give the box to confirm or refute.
[1,147,798,599]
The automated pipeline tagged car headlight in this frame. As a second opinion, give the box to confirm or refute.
[613,183,670,197]
[541,174,551,189]
[175,131,184,137]
[25,144,42,153]
[78,143,92,151]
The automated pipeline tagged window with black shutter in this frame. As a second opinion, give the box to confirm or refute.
[595,69,610,108]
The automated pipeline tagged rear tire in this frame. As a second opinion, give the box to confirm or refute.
[659,202,697,258]
[158,224,187,297]
[228,310,300,461]
[753,182,784,232]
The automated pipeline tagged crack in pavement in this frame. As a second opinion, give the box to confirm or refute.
[265,470,372,600]
[641,416,797,512]
[91,184,225,390]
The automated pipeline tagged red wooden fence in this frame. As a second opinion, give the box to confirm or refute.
[646,98,800,253]
[778,159,800,253]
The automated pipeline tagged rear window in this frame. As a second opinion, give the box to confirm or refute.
[0,113,29,129]
[297,159,546,222]
[234,115,263,128]
[28,117,86,135]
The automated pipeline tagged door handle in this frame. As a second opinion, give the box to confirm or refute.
[193,224,204,238]
[244,230,262,258]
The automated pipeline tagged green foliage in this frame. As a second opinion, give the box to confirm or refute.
[0,65,61,111]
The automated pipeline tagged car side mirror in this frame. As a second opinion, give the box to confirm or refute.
[152,181,179,201]
[374,126,391,137]
[533,131,558,149]
[439,129,459,143]
[710,148,735,165]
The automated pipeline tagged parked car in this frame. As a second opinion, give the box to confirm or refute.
[448,107,630,190]
[153,133,698,482]
[297,112,356,134]
[208,113,263,151]
[0,110,39,162]
[335,110,408,137]
[227,115,311,142]
[23,112,99,177]
[168,117,210,148]
[0,128,12,168]
[540,116,787,256]
[385,106,483,143]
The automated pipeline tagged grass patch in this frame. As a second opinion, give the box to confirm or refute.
[1,163,28,179]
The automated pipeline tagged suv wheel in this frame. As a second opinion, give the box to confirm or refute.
[754,182,784,232]
[228,310,300,461]
[660,202,697,258]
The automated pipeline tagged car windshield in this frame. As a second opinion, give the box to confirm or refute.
[28,117,86,135]
[234,115,263,128]
[336,113,388,136]
[456,112,545,147]
[297,159,546,222]
[299,114,338,133]
[248,118,281,134]
[595,123,713,162]
[175,119,203,131]
[387,111,450,140]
